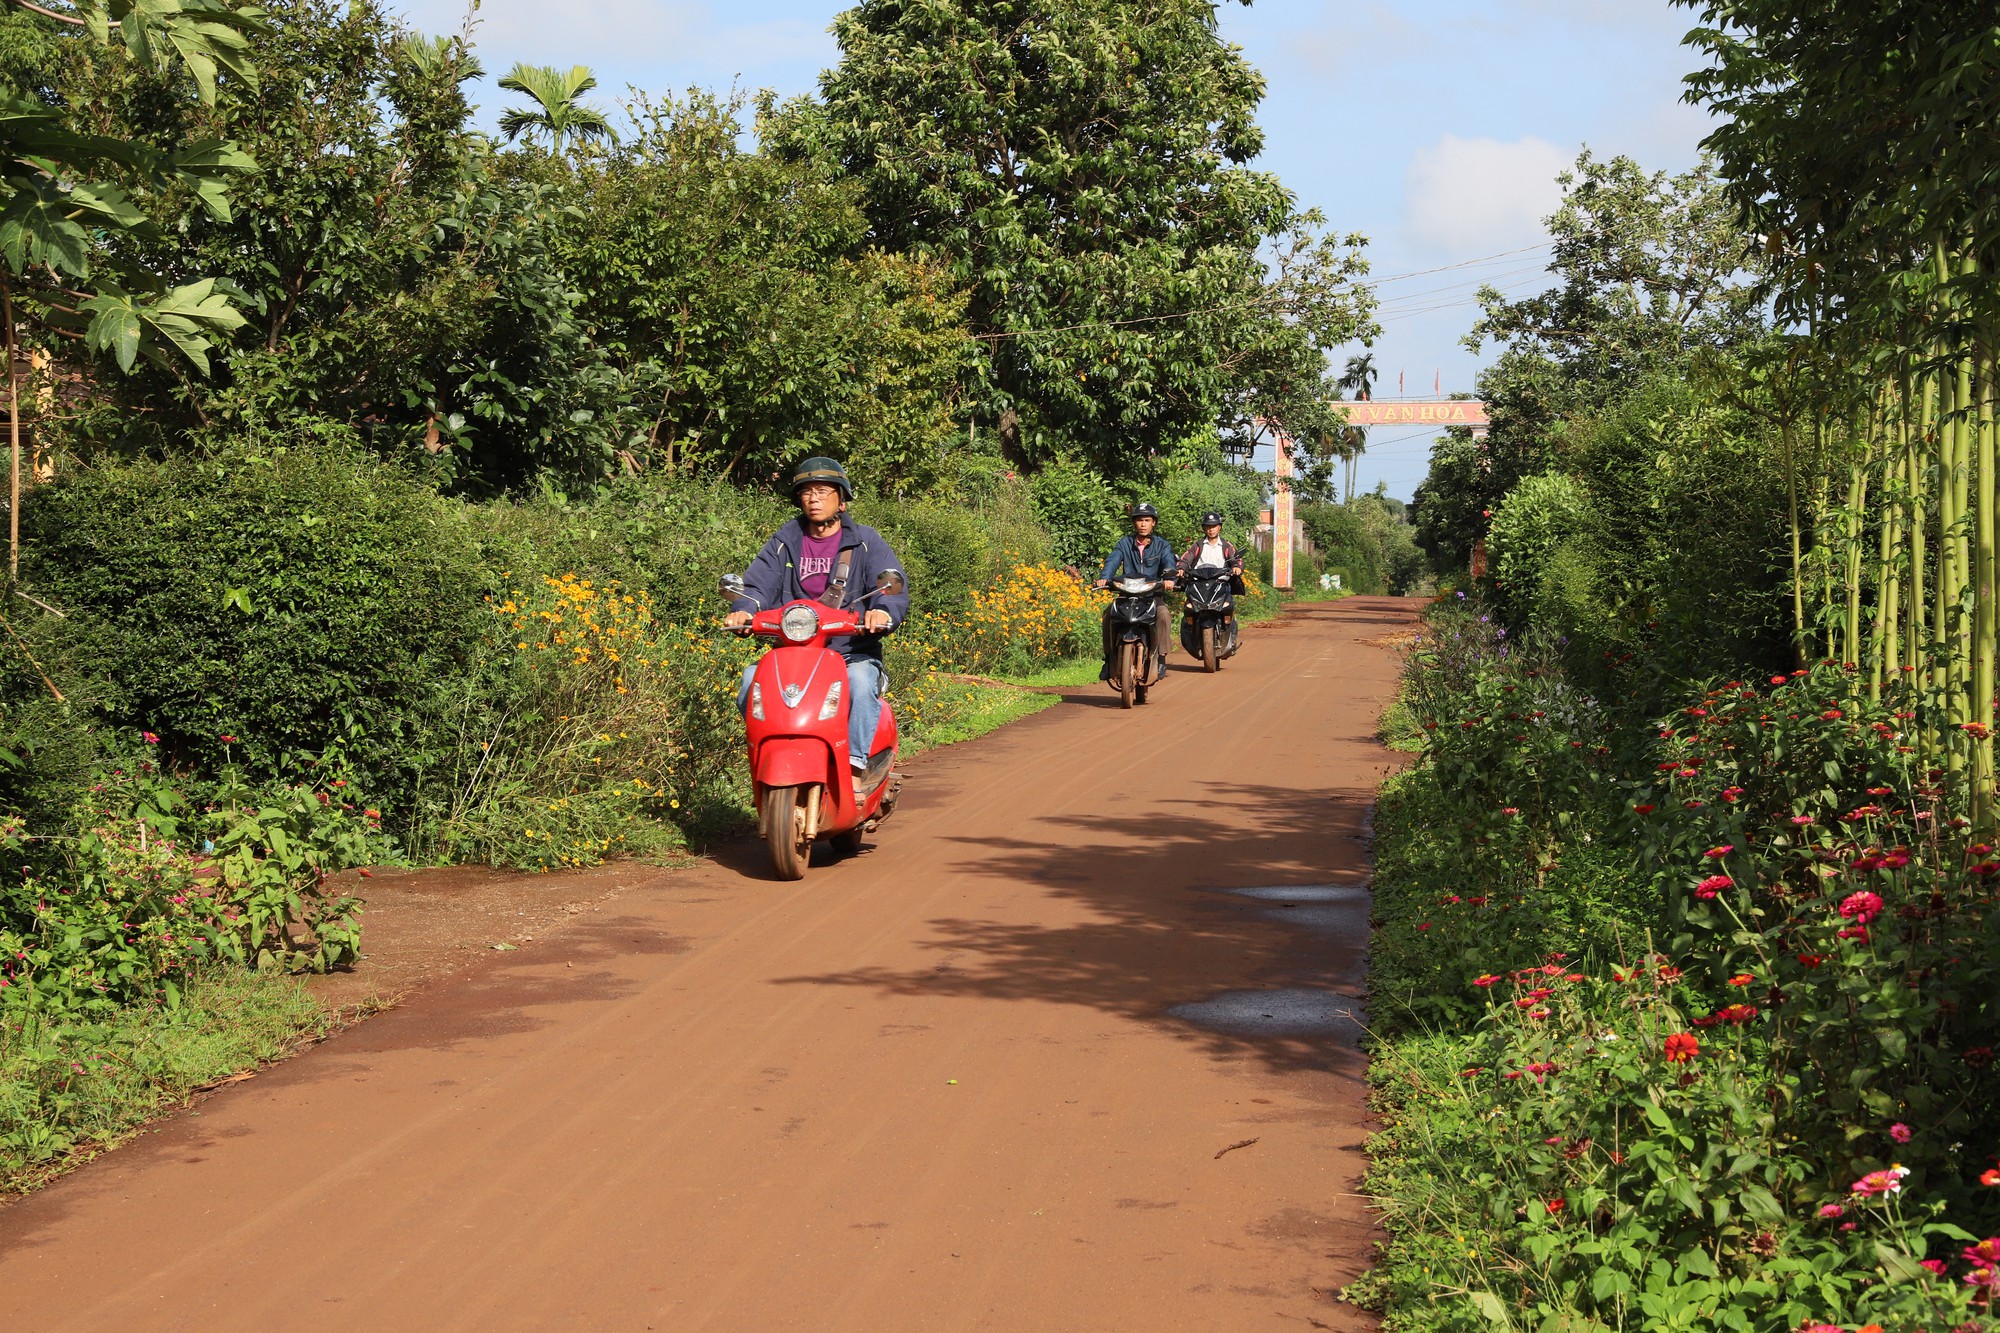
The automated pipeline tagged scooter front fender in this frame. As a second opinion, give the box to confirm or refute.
[754,737,838,791]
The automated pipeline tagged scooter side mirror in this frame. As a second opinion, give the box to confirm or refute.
[718,573,747,601]
[873,568,907,597]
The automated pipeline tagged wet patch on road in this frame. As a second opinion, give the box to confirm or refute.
[1210,883,1370,936]
[1166,989,1366,1041]
[1220,883,1368,902]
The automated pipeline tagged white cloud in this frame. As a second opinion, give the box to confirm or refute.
[392,0,832,82]
[1402,133,1572,255]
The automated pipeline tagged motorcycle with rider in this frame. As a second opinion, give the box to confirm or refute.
[722,457,910,878]
[1094,502,1177,708]
[1177,511,1244,672]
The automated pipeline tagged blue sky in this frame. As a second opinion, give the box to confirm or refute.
[397,0,1715,499]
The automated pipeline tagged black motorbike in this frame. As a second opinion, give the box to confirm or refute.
[1179,565,1241,672]
[1104,577,1166,709]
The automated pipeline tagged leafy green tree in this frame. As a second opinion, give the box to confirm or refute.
[497,63,613,152]
[1410,428,1487,574]
[0,0,267,577]
[45,0,617,491]
[525,90,971,491]
[1415,151,1767,574]
[781,0,1373,475]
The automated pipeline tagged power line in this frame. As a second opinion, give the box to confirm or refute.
[967,243,1555,341]
[1366,242,1553,287]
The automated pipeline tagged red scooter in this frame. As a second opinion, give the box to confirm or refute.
[721,569,905,880]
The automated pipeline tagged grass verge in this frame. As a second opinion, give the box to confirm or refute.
[994,656,1103,689]
[903,677,1062,753]
[1,967,334,1196]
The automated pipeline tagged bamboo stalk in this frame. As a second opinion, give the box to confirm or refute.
[1843,423,1868,669]
[1906,368,1927,682]
[1782,416,1807,665]
[1976,338,1997,828]
[1876,427,1901,705]
[2,268,17,590]
[1954,344,1976,744]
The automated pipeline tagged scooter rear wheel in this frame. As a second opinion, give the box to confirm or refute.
[1201,624,1218,673]
[1118,641,1138,709]
[763,784,811,880]
[832,827,865,856]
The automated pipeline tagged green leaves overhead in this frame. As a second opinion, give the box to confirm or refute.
[83,277,249,373]
[789,0,1374,474]
[0,0,262,376]
[1681,0,2000,331]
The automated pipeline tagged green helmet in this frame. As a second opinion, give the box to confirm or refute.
[791,456,853,500]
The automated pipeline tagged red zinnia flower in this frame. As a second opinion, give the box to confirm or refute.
[1664,1033,1699,1063]
[1728,973,1753,986]
[1473,974,1501,987]
[1979,1167,2000,1186]
[1704,845,1733,859]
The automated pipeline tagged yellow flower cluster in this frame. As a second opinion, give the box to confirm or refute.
[491,573,656,693]
[963,561,1107,665]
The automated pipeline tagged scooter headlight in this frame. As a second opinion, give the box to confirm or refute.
[749,681,764,720]
[818,678,843,721]
[780,605,821,644]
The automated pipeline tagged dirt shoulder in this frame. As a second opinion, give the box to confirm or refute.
[0,597,1420,1333]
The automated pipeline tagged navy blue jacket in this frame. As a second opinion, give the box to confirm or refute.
[1099,532,1178,584]
[731,514,911,662]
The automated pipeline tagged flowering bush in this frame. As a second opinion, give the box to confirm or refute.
[1362,598,2000,1331]
[3,756,387,1019]
[434,572,756,868]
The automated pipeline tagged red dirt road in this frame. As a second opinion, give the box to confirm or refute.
[0,597,1421,1332]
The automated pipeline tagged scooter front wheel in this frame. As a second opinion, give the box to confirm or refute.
[1201,624,1218,673]
[763,784,812,880]
[1118,641,1139,709]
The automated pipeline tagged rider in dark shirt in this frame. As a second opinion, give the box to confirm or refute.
[1095,502,1178,683]
[726,457,910,785]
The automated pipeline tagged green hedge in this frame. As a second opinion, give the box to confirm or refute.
[22,446,485,797]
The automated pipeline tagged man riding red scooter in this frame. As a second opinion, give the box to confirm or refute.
[722,457,911,879]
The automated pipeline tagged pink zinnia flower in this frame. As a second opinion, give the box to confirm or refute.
[1817,1203,1844,1218]
[1839,890,1884,925]
[1851,1165,1909,1196]
[1888,1122,1912,1144]
[1704,845,1733,859]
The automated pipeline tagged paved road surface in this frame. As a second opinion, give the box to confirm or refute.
[0,596,1421,1331]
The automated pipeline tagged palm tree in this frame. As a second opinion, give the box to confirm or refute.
[497,64,614,153]
[1338,351,1378,401]
[1333,352,1377,502]
[392,34,485,85]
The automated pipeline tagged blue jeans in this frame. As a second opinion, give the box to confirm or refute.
[739,657,886,772]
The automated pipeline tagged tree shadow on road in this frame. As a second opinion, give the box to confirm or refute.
[774,781,1380,1081]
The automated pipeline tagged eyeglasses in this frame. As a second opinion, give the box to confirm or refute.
[798,484,840,500]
